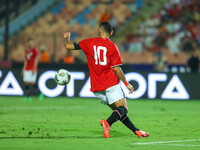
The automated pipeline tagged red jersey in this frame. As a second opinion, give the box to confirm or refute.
[79,37,122,92]
[25,47,39,71]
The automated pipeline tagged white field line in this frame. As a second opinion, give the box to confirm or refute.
[133,139,200,145]
[161,144,200,147]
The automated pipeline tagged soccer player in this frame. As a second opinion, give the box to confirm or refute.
[21,38,43,101]
[63,22,149,138]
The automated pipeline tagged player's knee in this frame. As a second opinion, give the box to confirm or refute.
[25,82,29,85]
[116,106,127,119]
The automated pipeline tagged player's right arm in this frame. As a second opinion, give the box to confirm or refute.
[63,32,81,50]
[21,60,27,76]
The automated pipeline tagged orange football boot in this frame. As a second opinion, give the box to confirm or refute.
[135,130,150,137]
[100,119,110,138]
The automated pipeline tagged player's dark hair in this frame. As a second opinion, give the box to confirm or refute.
[99,22,113,34]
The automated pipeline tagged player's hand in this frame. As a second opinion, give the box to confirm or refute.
[127,84,134,94]
[63,32,71,38]
[32,68,36,75]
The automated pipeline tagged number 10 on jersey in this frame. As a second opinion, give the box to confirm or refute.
[93,46,107,65]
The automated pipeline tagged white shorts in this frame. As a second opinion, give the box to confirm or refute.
[23,71,37,83]
[93,83,125,105]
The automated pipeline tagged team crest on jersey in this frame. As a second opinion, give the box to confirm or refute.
[26,52,33,60]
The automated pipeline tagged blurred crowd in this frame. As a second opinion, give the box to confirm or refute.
[0,0,139,64]
[121,0,200,72]
[0,0,199,72]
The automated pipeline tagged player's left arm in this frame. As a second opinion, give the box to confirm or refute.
[32,49,39,73]
[33,58,39,73]
[111,44,134,94]
[112,66,134,94]
[63,32,81,50]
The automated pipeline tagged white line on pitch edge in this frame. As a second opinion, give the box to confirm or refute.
[133,139,200,145]
[161,144,200,147]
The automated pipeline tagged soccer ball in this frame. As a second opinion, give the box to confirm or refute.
[54,69,71,85]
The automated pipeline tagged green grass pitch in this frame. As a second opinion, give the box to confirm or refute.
[0,96,200,150]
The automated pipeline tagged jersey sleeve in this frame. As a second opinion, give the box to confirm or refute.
[79,38,91,54]
[111,44,122,67]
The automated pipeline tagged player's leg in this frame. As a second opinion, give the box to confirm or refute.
[120,114,149,137]
[98,84,128,138]
[31,82,43,101]
[24,82,31,101]
[106,84,149,137]
[120,115,139,133]
[108,98,139,132]
[95,84,149,138]
[94,91,111,138]
[31,72,43,101]
[99,98,128,138]
[106,98,128,127]
[104,84,128,128]
[108,98,149,137]
[23,71,31,101]
[108,99,139,133]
